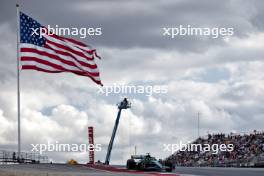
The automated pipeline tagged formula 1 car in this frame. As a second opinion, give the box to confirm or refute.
[126,153,174,172]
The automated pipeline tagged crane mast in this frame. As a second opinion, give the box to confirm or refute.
[105,98,131,165]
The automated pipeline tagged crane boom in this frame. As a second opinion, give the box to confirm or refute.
[105,98,131,165]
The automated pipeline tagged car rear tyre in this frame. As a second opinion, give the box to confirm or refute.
[127,159,136,170]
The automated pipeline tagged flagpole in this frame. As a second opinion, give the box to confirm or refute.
[16,4,21,161]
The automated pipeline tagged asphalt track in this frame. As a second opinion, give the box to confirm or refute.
[0,164,175,176]
[0,164,264,176]
[174,167,264,176]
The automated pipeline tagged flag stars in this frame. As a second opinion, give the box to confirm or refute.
[20,12,45,46]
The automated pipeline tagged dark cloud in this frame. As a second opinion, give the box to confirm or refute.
[1,0,262,52]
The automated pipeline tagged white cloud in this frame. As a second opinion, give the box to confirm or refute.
[0,2,264,165]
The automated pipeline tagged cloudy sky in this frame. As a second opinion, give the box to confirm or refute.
[0,0,264,164]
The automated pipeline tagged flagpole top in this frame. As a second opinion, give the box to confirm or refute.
[16,4,19,7]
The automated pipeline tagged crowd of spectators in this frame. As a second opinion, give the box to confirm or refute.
[167,131,264,167]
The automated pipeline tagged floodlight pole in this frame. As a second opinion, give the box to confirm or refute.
[105,98,131,165]
[197,112,200,138]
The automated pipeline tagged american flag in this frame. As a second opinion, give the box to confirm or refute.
[19,12,103,86]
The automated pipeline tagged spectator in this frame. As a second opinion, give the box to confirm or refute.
[167,131,264,167]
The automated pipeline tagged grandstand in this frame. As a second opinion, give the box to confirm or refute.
[166,131,264,167]
[0,150,49,164]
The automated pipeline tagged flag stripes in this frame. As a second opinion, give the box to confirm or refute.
[20,12,102,86]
